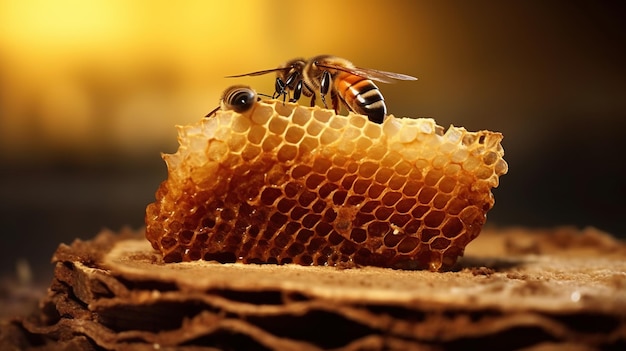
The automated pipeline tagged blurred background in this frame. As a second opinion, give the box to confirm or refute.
[1,1,625,282]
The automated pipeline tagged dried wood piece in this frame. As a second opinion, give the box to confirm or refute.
[3,227,625,350]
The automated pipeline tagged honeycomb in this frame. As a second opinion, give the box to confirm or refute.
[145,99,508,271]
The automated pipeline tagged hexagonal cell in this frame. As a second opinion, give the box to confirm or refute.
[277,144,298,162]
[305,173,325,189]
[353,179,372,195]
[374,167,394,184]
[327,167,347,182]
[432,194,452,210]
[268,115,289,134]
[441,217,464,239]
[291,107,312,126]
[285,125,305,144]
[241,144,261,161]
[320,128,340,145]
[261,134,283,152]
[398,236,420,253]
[274,101,296,117]
[381,191,403,206]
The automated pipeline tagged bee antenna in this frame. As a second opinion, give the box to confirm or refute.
[205,105,221,118]
[258,92,273,99]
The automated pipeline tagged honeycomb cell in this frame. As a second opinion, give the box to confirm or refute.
[374,168,394,184]
[394,161,412,176]
[398,236,419,254]
[420,228,440,243]
[329,115,348,129]
[291,107,311,126]
[299,137,319,155]
[227,134,247,153]
[261,134,282,152]
[382,192,402,206]
[355,137,373,151]
[298,190,317,207]
[388,175,407,190]
[160,236,177,250]
[423,210,446,228]
[389,213,411,227]
[268,116,289,134]
[314,222,333,237]
[305,173,326,189]
[350,228,367,243]
[306,121,324,137]
[284,222,300,235]
[411,205,430,219]
[381,151,402,167]
[231,115,251,133]
[425,169,444,186]
[402,181,422,197]
[367,144,387,160]
[274,102,295,118]
[291,165,312,179]
[332,190,348,205]
[207,141,228,161]
[375,207,394,221]
[438,176,457,193]
[364,183,384,200]
[327,167,346,182]
[285,126,305,144]
[320,128,340,145]
[337,140,356,155]
[418,187,437,204]
[318,182,338,198]
[145,100,507,271]
[277,198,297,214]
[302,213,322,228]
[383,232,403,248]
[432,194,452,210]
[358,162,378,178]
[430,237,451,251]
[353,179,371,194]
[363,123,381,139]
[368,221,390,237]
[284,182,301,198]
[277,144,298,162]
[396,198,417,213]
[441,217,464,238]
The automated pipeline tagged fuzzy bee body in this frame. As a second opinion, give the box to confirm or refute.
[227,55,416,123]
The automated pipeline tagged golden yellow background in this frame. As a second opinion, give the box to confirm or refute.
[1,1,625,277]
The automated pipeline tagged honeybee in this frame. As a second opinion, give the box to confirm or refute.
[227,55,417,123]
[205,85,261,117]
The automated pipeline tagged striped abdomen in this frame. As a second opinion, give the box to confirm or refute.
[334,72,387,123]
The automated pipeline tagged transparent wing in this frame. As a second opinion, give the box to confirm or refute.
[225,67,291,78]
[315,62,417,83]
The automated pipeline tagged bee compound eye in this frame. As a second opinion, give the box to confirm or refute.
[226,87,257,113]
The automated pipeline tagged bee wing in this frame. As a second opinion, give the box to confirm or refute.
[225,67,290,78]
[315,62,417,83]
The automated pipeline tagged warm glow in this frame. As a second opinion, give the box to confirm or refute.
[0,1,434,160]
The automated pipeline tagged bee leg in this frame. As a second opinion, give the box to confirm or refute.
[319,70,331,109]
[299,80,317,107]
[289,80,303,103]
[205,105,221,118]
[273,77,288,105]
[330,91,341,114]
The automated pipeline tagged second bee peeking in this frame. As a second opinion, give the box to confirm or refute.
[226,55,417,124]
